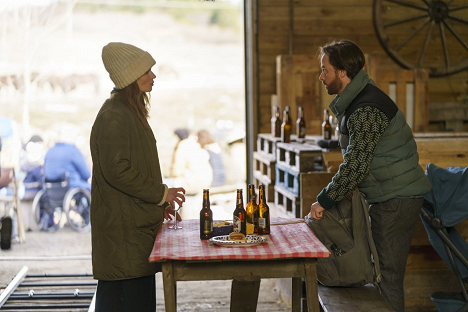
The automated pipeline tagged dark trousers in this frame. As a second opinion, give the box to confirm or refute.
[231,279,261,312]
[95,275,156,312]
[369,197,424,312]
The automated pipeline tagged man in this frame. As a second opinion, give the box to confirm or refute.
[309,40,432,311]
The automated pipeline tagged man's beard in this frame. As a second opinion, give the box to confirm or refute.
[325,74,343,95]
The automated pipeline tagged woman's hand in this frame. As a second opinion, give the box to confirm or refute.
[165,187,186,211]
[309,202,325,220]
[164,204,182,221]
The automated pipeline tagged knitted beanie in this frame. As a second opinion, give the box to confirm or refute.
[102,42,156,89]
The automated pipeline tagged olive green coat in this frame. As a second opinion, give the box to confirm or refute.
[90,92,168,281]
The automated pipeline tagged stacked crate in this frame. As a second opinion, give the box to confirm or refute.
[253,133,283,203]
[274,142,324,218]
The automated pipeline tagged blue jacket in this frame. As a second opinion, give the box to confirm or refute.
[44,143,91,191]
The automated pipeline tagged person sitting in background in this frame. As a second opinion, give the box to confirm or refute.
[197,129,226,187]
[171,130,212,194]
[43,138,91,192]
[169,128,189,177]
[20,135,45,200]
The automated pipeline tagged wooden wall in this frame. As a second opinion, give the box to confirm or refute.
[248,2,468,308]
[250,0,468,136]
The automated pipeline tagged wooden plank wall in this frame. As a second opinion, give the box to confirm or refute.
[250,1,468,310]
[276,55,322,134]
[251,0,468,136]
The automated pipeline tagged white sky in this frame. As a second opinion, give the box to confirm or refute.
[0,0,58,9]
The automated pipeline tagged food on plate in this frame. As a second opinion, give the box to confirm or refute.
[213,221,233,236]
[213,221,232,227]
[229,232,246,241]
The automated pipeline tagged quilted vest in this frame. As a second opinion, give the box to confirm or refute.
[338,84,431,203]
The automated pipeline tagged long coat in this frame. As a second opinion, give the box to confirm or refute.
[90,92,168,281]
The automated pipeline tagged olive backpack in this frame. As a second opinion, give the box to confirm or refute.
[305,189,381,287]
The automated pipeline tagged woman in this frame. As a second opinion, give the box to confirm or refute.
[90,42,186,312]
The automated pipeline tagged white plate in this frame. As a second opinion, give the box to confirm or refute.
[209,234,267,247]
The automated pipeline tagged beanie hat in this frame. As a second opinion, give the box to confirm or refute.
[102,42,156,89]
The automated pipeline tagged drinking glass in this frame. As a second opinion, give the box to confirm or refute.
[168,203,182,230]
[329,115,339,138]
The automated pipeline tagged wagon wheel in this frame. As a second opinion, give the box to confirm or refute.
[373,0,468,77]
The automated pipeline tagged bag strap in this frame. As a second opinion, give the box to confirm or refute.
[358,192,382,286]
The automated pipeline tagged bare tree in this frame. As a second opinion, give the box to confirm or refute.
[0,0,77,141]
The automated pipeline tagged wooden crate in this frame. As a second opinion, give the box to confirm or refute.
[300,172,335,218]
[275,162,300,196]
[273,172,335,219]
[253,170,275,203]
[274,184,301,218]
[253,151,276,182]
[415,133,468,169]
[257,133,284,158]
[276,142,323,173]
[276,54,322,135]
[322,151,343,173]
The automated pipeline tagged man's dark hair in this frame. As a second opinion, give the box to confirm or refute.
[319,40,365,80]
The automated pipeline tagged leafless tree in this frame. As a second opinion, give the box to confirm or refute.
[0,0,77,140]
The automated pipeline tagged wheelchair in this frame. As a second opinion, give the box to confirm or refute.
[32,173,91,233]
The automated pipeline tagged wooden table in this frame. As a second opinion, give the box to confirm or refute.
[148,218,330,312]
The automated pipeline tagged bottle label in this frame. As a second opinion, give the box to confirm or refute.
[299,126,306,138]
[233,215,241,233]
[203,220,212,234]
[258,218,265,227]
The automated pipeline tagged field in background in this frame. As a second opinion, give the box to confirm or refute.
[0,1,246,184]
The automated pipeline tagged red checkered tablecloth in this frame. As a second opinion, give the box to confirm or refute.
[148,218,330,262]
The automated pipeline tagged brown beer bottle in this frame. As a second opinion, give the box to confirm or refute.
[233,189,246,235]
[199,189,213,240]
[322,109,332,140]
[245,184,259,234]
[296,107,306,139]
[271,106,282,137]
[281,106,291,143]
[257,184,270,235]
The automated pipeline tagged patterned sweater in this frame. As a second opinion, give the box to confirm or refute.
[319,105,389,208]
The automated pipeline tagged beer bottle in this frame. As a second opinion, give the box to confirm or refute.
[199,189,213,240]
[296,106,306,139]
[281,106,291,143]
[322,109,332,140]
[233,189,247,235]
[245,184,259,234]
[257,184,270,235]
[271,106,282,137]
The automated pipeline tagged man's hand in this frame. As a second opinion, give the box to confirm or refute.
[347,187,359,201]
[309,201,325,220]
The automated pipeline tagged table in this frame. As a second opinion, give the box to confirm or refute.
[148,218,330,312]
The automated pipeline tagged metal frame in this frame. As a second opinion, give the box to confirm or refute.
[420,206,468,311]
[0,266,96,311]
